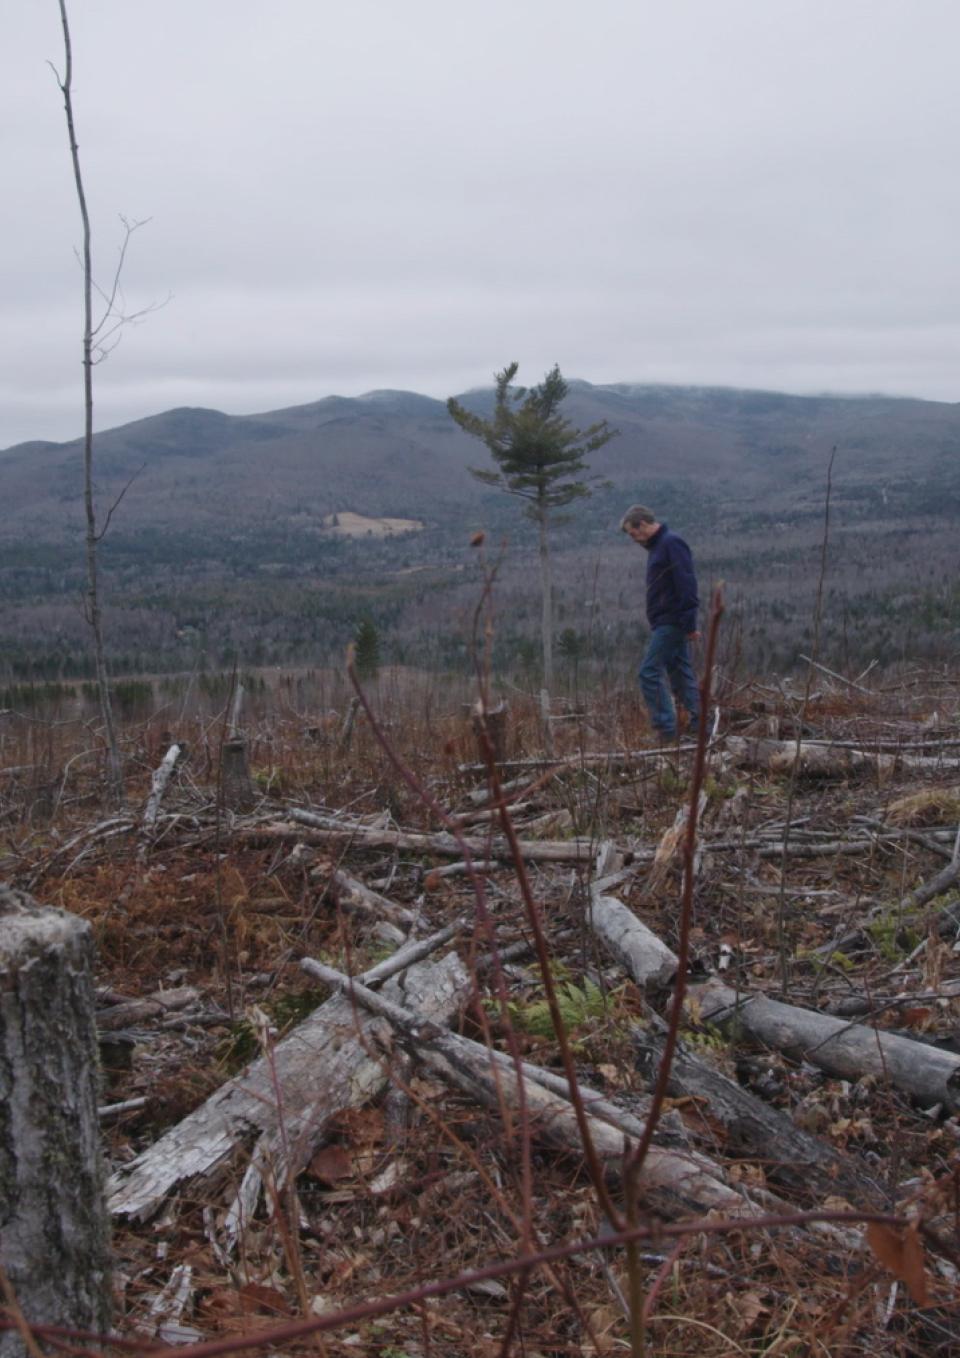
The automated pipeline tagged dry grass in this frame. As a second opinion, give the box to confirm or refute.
[887,785,960,826]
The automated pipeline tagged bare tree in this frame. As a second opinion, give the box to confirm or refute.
[52,0,156,805]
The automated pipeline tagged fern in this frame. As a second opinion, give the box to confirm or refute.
[511,979,608,1039]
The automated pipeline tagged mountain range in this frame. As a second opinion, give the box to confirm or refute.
[3,380,959,679]
[5,380,960,534]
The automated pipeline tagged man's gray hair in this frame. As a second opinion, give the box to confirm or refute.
[620,504,657,532]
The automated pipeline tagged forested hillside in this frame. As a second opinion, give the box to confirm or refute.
[3,382,959,679]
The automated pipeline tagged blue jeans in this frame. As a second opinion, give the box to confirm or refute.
[638,625,699,738]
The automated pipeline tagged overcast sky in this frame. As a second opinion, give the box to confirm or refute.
[3,0,960,448]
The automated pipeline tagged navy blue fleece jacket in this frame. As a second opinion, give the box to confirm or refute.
[643,524,699,634]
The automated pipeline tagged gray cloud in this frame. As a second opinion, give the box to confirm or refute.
[4,0,960,448]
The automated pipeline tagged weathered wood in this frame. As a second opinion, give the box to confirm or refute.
[96,985,199,1031]
[220,737,257,811]
[646,789,708,892]
[303,918,464,988]
[519,808,574,838]
[587,893,678,990]
[727,735,960,777]
[251,811,902,870]
[0,888,111,1353]
[632,1028,883,1206]
[254,810,597,863]
[305,960,755,1218]
[307,960,856,1244]
[321,866,416,928]
[141,742,183,837]
[108,947,469,1222]
[691,978,960,1112]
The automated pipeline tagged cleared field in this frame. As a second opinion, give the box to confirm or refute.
[322,510,423,536]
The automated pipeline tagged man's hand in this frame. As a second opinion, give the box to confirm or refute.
[687,631,702,643]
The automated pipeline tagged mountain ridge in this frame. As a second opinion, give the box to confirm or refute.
[2,378,959,679]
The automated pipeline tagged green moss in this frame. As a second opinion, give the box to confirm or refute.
[216,987,326,1072]
[866,911,922,962]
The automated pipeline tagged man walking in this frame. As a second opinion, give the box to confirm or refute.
[621,504,700,741]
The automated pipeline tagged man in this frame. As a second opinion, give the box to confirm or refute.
[620,504,700,741]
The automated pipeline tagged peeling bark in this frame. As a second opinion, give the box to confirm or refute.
[107,949,469,1222]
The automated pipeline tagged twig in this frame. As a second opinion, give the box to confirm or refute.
[799,653,873,695]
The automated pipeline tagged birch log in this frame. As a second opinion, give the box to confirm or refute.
[587,893,678,990]
[141,742,183,837]
[0,888,111,1354]
[691,978,960,1112]
[108,948,469,1222]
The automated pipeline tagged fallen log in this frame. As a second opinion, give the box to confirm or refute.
[108,938,469,1222]
[587,892,678,990]
[585,840,677,990]
[141,742,184,839]
[632,1027,883,1207]
[307,960,857,1245]
[585,892,884,1207]
[245,811,598,863]
[727,735,960,777]
[691,978,960,1113]
[321,866,416,928]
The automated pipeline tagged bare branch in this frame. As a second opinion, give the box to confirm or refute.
[95,463,145,542]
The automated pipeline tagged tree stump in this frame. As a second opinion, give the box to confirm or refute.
[220,737,257,811]
[0,888,110,1354]
[471,699,509,767]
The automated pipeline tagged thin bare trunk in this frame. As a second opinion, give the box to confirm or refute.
[56,0,123,806]
[538,506,553,695]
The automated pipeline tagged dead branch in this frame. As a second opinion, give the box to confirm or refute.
[251,810,598,863]
[96,984,199,1032]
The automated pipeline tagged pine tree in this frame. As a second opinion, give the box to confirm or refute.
[448,363,616,694]
[353,617,380,680]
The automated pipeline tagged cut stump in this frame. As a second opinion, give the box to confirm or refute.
[0,887,110,1354]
